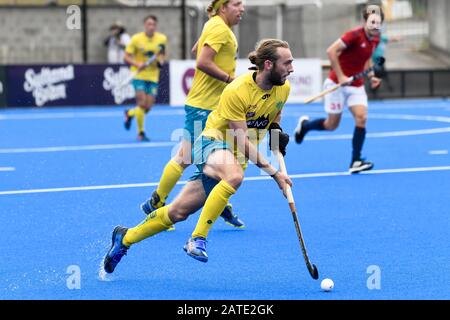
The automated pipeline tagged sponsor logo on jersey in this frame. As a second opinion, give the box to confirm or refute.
[247,114,270,129]
[276,101,284,110]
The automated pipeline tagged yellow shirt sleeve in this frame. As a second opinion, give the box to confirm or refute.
[218,88,247,121]
[203,24,228,54]
[125,36,137,55]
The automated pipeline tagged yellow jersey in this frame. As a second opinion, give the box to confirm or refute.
[125,31,168,83]
[203,72,290,154]
[186,15,238,111]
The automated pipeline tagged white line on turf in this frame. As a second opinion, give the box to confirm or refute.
[428,150,449,155]
[308,127,450,140]
[1,113,449,154]
[1,165,449,196]
[0,142,178,153]
[1,126,449,154]
[0,102,448,120]
[0,167,15,172]
[0,109,185,120]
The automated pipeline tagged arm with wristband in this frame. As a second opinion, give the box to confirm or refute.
[197,44,233,83]
[220,88,292,194]
[365,58,382,89]
[228,120,292,195]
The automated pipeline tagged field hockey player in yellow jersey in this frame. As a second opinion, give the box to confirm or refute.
[103,39,293,272]
[141,0,245,228]
[123,15,168,141]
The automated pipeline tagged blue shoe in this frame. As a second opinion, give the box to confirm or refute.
[103,226,129,274]
[124,109,133,131]
[184,237,208,263]
[138,131,150,142]
[220,204,245,228]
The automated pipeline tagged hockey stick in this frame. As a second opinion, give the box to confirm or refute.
[303,57,385,104]
[118,45,165,89]
[274,150,319,280]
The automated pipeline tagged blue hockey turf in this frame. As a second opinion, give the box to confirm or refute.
[1,99,449,300]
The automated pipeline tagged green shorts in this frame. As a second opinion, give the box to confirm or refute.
[183,105,212,143]
[189,136,230,196]
[132,79,158,96]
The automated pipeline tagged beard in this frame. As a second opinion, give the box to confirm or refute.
[269,66,285,86]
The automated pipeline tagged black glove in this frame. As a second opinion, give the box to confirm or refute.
[158,44,166,55]
[156,44,166,69]
[269,122,289,156]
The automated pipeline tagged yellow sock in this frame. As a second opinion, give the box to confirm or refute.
[127,107,137,117]
[155,160,184,206]
[192,180,236,239]
[135,106,146,133]
[123,205,173,246]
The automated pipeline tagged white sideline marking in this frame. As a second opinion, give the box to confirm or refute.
[0,101,448,121]
[0,142,177,153]
[1,165,450,196]
[1,113,450,154]
[0,167,15,172]
[1,126,449,154]
[309,127,450,140]
[0,101,449,122]
[0,109,184,120]
[429,150,448,155]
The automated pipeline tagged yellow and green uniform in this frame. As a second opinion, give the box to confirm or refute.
[186,15,238,111]
[155,15,238,207]
[125,31,167,134]
[188,71,290,239]
[193,71,291,172]
[125,31,167,84]
[122,72,290,246]
[182,15,238,143]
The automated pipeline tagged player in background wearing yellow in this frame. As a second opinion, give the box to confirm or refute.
[103,39,293,273]
[123,15,168,141]
[141,0,246,228]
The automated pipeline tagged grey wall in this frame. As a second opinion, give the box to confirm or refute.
[0,6,181,64]
[0,7,82,64]
[286,4,356,59]
[237,4,356,60]
[428,0,450,53]
[0,4,358,64]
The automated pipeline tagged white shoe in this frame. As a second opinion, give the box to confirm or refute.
[294,116,309,144]
[349,159,374,174]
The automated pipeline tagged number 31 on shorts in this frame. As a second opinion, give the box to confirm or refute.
[330,102,342,111]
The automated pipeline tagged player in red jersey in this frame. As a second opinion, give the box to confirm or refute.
[294,4,383,173]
